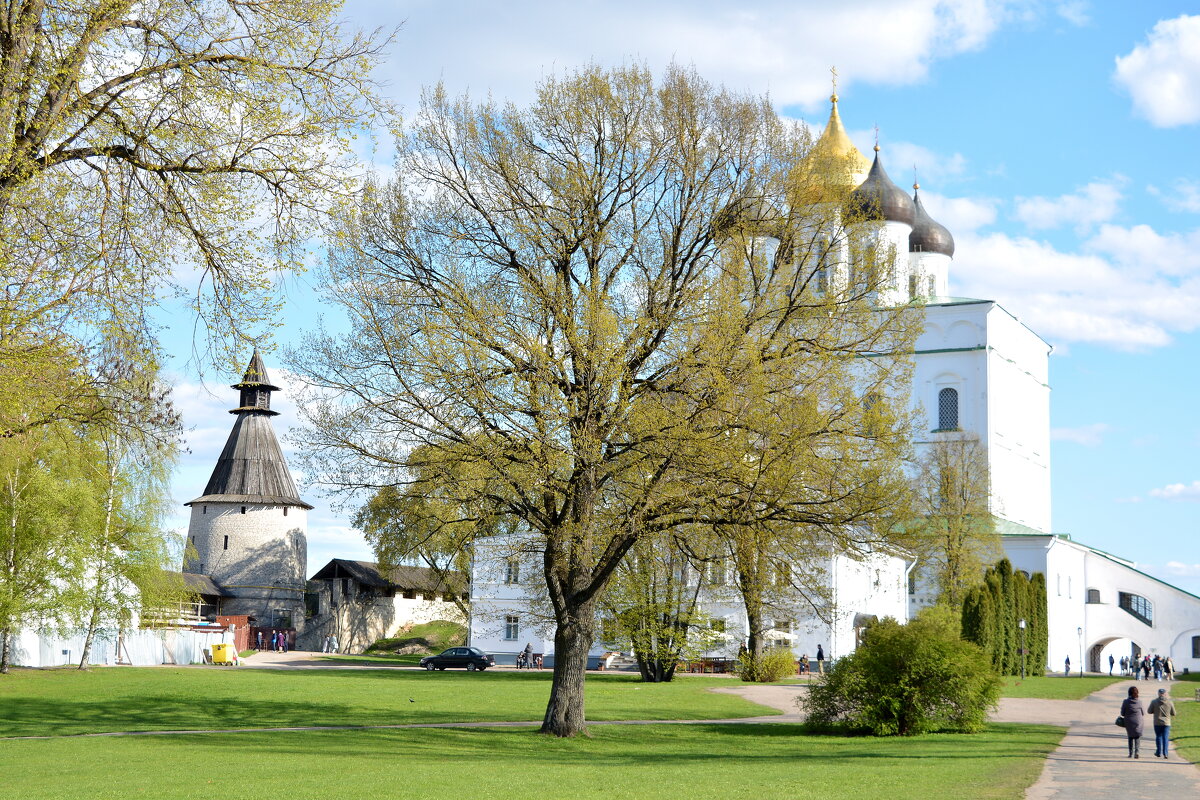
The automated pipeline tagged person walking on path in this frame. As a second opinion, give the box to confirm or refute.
[1109,654,1115,675]
[1121,685,1146,759]
[816,644,825,675]
[1148,688,1176,758]
[1065,655,1071,676]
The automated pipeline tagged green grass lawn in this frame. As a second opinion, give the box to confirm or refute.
[0,667,770,738]
[1172,692,1200,763]
[998,675,1123,700]
[0,722,1064,800]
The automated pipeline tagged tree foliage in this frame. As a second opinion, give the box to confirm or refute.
[802,609,1001,735]
[0,0,389,366]
[960,558,1047,676]
[291,64,920,736]
[908,437,998,607]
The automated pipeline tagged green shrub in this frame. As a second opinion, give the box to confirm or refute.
[801,610,1001,735]
[737,647,797,682]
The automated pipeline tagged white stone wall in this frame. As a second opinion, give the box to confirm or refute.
[912,301,1052,534]
[1004,533,1200,674]
[184,500,308,624]
[468,534,911,664]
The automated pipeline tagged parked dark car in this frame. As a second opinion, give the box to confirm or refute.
[419,647,495,671]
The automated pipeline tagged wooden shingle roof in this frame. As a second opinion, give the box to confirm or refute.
[185,352,312,509]
[309,558,467,593]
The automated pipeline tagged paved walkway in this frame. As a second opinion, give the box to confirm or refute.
[991,680,1200,798]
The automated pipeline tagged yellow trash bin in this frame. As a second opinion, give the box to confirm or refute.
[212,643,235,665]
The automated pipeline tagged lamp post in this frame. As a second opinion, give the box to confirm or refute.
[1019,619,1026,680]
[1077,626,1084,678]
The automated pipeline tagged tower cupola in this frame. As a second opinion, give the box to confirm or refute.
[909,185,955,257]
[846,147,915,225]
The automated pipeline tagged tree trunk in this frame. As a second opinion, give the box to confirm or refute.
[80,470,117,670]
[540,599,596,737]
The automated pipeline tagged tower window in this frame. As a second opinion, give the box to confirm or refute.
[202,506,207,514]
[283,507,288,517]
[223,535,229,550]
[241,506,246,514]
[504,559,520,584]
[908,273,919,299]
[937,388,959,430]
[927,276,936,297]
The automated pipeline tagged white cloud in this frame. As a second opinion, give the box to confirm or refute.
[1014,180,1123,233]
[920,191,998,232]
[1114,15,1200,128]
[1055,1,1089,26]
[352,0,1020,112]
[1164,560,1200,577]
[1147,179,1200,213]
[950,219,1200,349]
[1149,480,1200,501]
[1050,423,1110,446]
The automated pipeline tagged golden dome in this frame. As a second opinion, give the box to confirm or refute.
[792,95,872,205]
[812,95,871,185]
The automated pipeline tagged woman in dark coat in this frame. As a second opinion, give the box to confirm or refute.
[1121,686,1145,758]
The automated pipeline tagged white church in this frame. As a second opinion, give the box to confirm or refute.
[470,94,1200,674]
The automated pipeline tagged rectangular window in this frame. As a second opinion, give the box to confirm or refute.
[1087,588,1100,604]
[223,535,228,551]
[240,506,246,515]
[504,615,519,641]
[710,618,726,633]
[1192,636,1200,659]
[283,507,288,517]
[402,589,416,600]
[504,559,520,584]
[709,560,725,587]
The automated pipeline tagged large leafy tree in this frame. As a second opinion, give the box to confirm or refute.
[0,0,388,382]
[291,64,919,737]
[908,436,998,607]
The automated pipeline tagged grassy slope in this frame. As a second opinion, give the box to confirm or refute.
[998,675,1123,700]
[1,723,1064,800]
[0,668,770,737]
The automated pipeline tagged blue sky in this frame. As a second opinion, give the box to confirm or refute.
[162,1,1200,594]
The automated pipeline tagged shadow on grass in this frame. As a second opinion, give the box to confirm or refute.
[92,722,1064,770]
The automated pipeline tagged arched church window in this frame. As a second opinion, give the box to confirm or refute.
[927,276,936,297]
[937,388,959,430]
[908,273,919,300]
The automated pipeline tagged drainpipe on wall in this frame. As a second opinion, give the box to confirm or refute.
[904,557,920,622]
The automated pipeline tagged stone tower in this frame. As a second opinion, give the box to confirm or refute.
[183,351,312,629]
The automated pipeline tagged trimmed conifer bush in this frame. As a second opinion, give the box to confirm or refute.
[801,608,1001,735]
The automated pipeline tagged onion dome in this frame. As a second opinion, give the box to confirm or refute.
[845,146,915,225]
[713,191,785,239]
[795,94,872,202]
[909,184,955,257]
